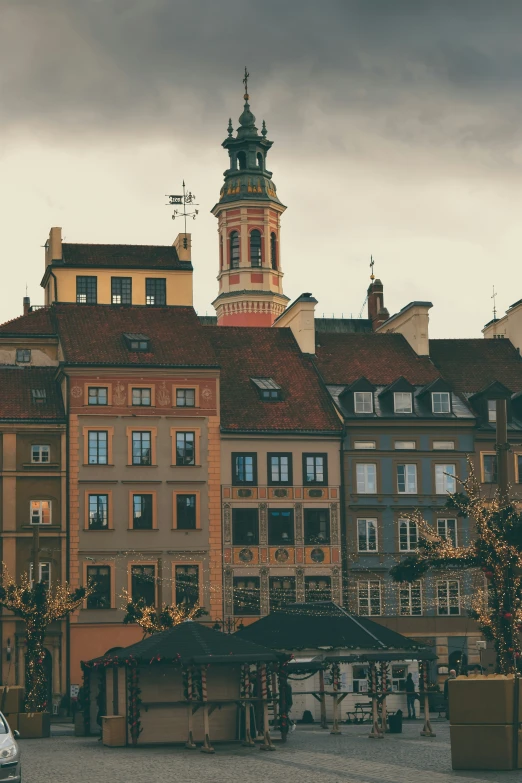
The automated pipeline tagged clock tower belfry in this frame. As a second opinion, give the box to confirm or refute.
[211,71,289,326]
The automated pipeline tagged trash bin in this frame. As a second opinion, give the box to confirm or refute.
[388,709,403,734]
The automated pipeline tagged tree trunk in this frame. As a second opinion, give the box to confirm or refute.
[24,620,48,713]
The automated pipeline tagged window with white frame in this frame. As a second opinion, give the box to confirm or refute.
[394,392,413,414]
[437,518,457,546]
[357,580,381,616]
[432,391,451,413]
[435,464,456,494]
[437,579,460,615]
[488,400,497,423]
[30,500,51,525]
[399,519,418,551]
[399,581,422,616]
[354,441,376,450]
[482,454,497,484]
[31,445,50,464]
[352,665,369,693]
[391,664,408,691]
[354,391,373,413]
[30,562,51,589]
[397,464,417,494]
[357,518,378,552]
[356,463,377,494]
[433,441,455,450]
[394,441,416,450]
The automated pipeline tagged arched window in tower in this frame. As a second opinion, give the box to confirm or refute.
[270,232,278,270]
[219,236,224,269]
[230,231,240,269]
[237,152,247,170]
[250,230,262,268]
[257,152,264,169]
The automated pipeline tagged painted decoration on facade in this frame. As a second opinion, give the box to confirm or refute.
[112,382,126,406]
[156,381,171,407]
[71,386,82,398]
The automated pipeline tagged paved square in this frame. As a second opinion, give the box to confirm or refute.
[19,721,521,783]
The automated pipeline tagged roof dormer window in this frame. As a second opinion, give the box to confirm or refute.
[354,391,373,414]
[124,333,150,352]
[251,377,281,401]
[432,391,450,414]
[31,389,47,404]
[487,400,497,423]
[394,392,412,414]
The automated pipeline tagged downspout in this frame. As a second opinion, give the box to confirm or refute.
[65,372,71,712]
[339,426,349,610]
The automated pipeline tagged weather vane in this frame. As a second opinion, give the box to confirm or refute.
[166,181,199,237]
[370,255,375,281]
[492,285,497,320]
[243,66,250,100]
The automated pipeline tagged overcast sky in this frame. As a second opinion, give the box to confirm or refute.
[1,0,522,337]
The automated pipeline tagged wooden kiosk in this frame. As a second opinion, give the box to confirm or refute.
[81,620,286,750]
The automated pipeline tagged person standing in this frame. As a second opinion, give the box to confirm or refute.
[405,673,416,719]
[444,669,457,719]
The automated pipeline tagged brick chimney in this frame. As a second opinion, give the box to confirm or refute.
[23,296,30,316]
[367,279,389,330]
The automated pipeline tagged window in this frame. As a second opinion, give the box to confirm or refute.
[16,349,31,363]
[435,464,457,494]
[32,389,46,404]
[88,431,108,464]
[232,453,257,485]
[232,508,259,546]
[304,508,330,544]
[268,453,292,485]
[437,579,460,615]
[124,333,150,352]
[176,494,197,530]
[395,441,416,450]
[432,391,451,413]
[88,387,108,406]
[251,377,282,400]
[354,441,376,450]
[268,508,294,545]
[486,400,498,423]
[399,519,418,551]
[391,665,408,692]
[176,432,195,466]
[269,576,296,609]
[132,495,153,530]
[357,580,381,616]
[86,566,111,609]
[111,277,132,305]
[233,577,260,615]
[354,391,373,413]
[517,454,522,484]
[88,494,108,530]
[31,445,50,464]
[394,392,412,413]
[131,565,156,606]
[250,229,262,267]
[30,500,51,525]
[175,565,199,608]
[30,562,51,589]
[352,666,369,694]
[482,454,497,484]
[76,276,97,304]
[270,232,277,270]
[356,463,377,494]
[303,454,328,485]
[397,464,417,494]
[132,388,151,406]
[145,278,166,306]
[132,431,152,465]
[433,441,455,450]
[357,518,378,552]
[437,518,457,547]
[399,581,422,616]
[176,388,195,408]
[305,576,331,602]
[230,231,240,269]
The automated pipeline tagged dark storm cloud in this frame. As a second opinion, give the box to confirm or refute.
[2,0,522,161]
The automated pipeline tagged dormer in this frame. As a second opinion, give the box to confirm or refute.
[418,378,454,416]
[379,377,415,415]
[340,377,376,415]
[469,381,513,425]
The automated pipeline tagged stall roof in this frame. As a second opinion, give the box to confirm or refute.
[235,602,431,654]
[83,620,283,667]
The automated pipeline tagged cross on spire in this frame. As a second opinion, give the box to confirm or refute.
[370,255,375,281]
[243,67,250,100]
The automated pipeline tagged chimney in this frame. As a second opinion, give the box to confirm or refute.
[272,292,317,354]
[45,227,63,268]
[174,233,191,263]
[367,279,389,330]
[23,297,30,316]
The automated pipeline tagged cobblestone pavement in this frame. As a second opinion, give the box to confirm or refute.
[19,721,522,783]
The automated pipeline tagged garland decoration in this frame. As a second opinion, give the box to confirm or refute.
[81,665,91,735]
[127,663,142,747]
[122,591,206,636]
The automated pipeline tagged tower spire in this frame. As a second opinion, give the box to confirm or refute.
[243,66,250,100]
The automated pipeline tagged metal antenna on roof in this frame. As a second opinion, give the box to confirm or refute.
[370,255,375,281]
[166,181,199,239]
[492,285,498,320]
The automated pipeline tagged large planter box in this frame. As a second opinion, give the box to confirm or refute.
[18,713,51,739]
[74,713,88,737]
[4,715,18,732]
[451,724,514,770]
[102,716,126,747]
[0,687,24,715]
[449,675,515,725]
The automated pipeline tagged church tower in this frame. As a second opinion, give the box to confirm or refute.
[211,72,289,326]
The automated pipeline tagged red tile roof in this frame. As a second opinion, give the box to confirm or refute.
[53,304,217,367]
[0,367,65,421]
[430,339,522,394]
[208,327,341,433]
[59,243,191,270]
[0,308,55,335]
[313,333,440,385]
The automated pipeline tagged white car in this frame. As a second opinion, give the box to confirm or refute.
[0,713,20,782]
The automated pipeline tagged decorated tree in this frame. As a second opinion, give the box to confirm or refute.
[0,568,87,712]
[122,592,205,636]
